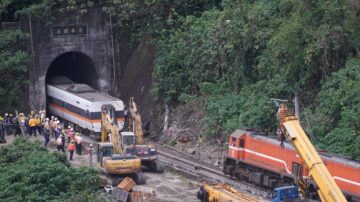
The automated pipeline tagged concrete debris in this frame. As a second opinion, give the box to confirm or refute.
[117,177,136,192]
[108,177,157,202]
[130,191,157,202]
[187,148,196,155]
[111,187,129,202]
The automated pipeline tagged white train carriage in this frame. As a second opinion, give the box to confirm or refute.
[46,82,125,133]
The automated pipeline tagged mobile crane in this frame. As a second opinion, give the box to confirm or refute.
[197,182,258,202]
[97,104,145,185]
[275,101,347,202]
[126,97,164,173]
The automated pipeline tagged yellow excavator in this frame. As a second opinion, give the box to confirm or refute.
[275,101,347,202]
[97,104,145,185]
[125,97,164,173]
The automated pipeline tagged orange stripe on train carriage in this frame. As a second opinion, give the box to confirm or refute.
[49,103,125,124]
[49,103,101,123]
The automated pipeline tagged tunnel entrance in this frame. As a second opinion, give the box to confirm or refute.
[46,51,99,89]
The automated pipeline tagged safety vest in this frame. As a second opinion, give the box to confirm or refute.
[68,143,75,151]
[50,120,55,129]
[35,118,40,126]
[29,118,37,127]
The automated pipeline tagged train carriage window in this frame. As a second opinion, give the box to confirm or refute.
[231,137,236,147]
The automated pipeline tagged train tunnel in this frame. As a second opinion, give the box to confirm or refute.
[46,51,99,90]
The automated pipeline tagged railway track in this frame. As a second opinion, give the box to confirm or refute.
[150,141,272,200]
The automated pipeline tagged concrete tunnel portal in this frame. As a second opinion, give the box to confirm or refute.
[46,51,99,90]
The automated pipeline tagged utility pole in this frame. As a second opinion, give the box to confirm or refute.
[294,93,300,120]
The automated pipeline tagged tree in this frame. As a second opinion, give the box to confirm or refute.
[0,138,101,201]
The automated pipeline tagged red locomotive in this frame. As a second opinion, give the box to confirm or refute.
[223,129,360,201]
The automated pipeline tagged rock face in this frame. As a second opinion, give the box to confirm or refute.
[20,8,113,109]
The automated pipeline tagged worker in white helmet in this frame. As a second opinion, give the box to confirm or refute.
[88,144,94,166]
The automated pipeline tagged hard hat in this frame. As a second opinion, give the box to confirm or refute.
[5,113,8,116]
[68,126,71,129]
[9,114,13,117]
[71,128,74,131]
[39,111,42,113]
[89,144,93,147]
[51,116,54,119]
[46,118,49,121]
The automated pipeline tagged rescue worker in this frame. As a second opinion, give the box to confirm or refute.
[4,113,11,136]
[88,144,94,166]
[38,110,45,136]
[34,115,41,136]
[61,133,66,152]
[49,116,55,137]
[66,126,72,144]
[56,134,65,153]
[0,116,6,143]
[19,113,26,135]
[8,113,15,135]
[54,120,60,140]
[68,140,76,160]
[61,125,67,142]
[44,118,50,147]
[75,132,82,155]
[25,114,30,135]
[13,114,21,136]
[29,116,37,136]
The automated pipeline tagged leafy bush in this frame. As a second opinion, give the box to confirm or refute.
[0,138,101,201]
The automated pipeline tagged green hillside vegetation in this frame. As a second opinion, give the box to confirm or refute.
[0,138,100,201]
[153,0,360,159]
[0,0,359,159]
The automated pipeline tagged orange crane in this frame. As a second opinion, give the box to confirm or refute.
[275,101,347,202]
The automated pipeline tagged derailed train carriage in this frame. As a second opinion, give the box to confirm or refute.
[223,129,360,201]
[46,77,125,137]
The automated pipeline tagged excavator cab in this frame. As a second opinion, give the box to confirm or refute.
[121,132,136,145]
[97,143,114,166]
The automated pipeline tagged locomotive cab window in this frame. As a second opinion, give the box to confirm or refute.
[231,137,236,147]
[239,139,244,148]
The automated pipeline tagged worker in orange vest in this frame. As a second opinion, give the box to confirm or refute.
[68,140,76,161]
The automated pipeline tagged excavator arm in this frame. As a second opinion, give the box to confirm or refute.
[101,105,123,154]
[128,97,144,145]
[277,104,347,202]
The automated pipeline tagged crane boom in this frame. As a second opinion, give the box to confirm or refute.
[277,104,347,202]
